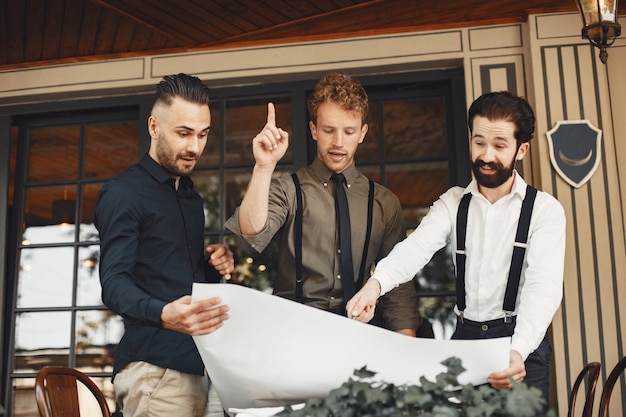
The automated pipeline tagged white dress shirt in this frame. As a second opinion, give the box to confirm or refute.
[372,171,566,360]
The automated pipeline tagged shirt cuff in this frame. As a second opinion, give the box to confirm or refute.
[371,275,395,297]
[511,336,533,361]
[224,209,271,253]
[149,299,168,327]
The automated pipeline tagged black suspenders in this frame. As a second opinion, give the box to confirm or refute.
[291,173,374,304]
[455,193,472,313]
[292,173,304,303]
[455,185,538,321]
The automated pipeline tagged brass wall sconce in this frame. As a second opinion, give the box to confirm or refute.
[575,0,621,63]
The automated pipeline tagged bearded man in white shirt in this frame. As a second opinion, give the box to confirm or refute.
[347,91,565,411]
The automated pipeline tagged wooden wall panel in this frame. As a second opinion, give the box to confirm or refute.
[602,42,626,412]
[533,23,626,414]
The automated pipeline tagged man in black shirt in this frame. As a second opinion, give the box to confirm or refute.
[94,73,233,417]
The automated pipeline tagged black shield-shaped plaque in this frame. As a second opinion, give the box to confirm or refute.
[546,120,602,188]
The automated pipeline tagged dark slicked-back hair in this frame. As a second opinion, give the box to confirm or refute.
[468,91,535,144]
[307,72,369,125]
[152,73,211,110]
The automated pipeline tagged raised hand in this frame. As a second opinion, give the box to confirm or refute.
[252,102,289,168]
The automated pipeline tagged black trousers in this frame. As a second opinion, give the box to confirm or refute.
[452,316,552,413]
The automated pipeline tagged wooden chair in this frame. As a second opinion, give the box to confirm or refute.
[598,355,626,417]
[567,361,601,417]
[35,366,111,417]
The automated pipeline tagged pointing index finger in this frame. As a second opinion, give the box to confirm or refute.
[267,102,276,126]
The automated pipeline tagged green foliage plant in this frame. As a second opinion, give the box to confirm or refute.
[277,357,558,417]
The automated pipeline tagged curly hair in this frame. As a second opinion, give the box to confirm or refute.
[307,73,369,125]
[468,91,535,143]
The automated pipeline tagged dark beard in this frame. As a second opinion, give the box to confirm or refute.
[471,157,516,188]
[155,133,197,177]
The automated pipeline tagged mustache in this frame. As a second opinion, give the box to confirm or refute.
[473,160,503,170]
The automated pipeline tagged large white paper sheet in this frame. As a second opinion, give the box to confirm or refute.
[192,283,510,412]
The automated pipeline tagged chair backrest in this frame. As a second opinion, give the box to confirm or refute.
[567,361,601,417]
[598,355,626,417]
[35,366,111,417]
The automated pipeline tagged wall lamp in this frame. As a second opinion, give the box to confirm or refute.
[575,0,621,63]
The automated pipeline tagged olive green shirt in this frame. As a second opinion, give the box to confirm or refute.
[226,158,420,332]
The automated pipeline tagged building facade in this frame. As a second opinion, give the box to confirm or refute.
[0,11,625,416]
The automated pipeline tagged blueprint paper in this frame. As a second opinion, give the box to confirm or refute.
[192,283,510,411]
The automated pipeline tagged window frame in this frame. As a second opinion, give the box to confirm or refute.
[0,68,469,413]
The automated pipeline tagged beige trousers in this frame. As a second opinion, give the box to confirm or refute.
[114,361,223,417]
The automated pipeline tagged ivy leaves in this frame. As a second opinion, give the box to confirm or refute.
[277,356,555,417]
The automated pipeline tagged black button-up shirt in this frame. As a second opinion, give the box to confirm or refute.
[94,154,219,377]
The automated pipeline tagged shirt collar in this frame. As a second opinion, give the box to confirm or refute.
[510,170,528,198]
[310,157,358,185]
[139,153,193,189]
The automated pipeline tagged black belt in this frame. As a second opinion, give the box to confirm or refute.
[457,315,517,327]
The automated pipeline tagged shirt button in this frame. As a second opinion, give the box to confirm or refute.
[481,324,488,331]
[337,274,341,280]
[330,296,335,300]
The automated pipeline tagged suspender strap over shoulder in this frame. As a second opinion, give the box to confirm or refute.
[292,173,304,303]
[357,179,375,289]
[455,185,538,316]
[291,173,374,304]
[455,193,472,313]
[503,185,537,312]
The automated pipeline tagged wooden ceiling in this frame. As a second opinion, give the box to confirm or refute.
[2,0,613,72]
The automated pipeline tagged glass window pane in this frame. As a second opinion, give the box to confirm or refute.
[14,311,71,372]
[356,165,381,184]
[80,183,103,242]
[224,168,249,222]
[24,185,78,232]
[357,102,380,162]
[84,120,139,179]
[11,377,38,416]
[225,234,279,292]
[193,170,221,232]
[385,162,449,226]
[417,295,457,340]
[204,236,221,248]
[17,247,74,308]
[77,245,103,306]
[414,245,456,294]
[224,97,292,165]
[28,125,80,182]
[198,102,221,168]
[69,375,117,413]
[75,310,123,369]
[384,98,448,160]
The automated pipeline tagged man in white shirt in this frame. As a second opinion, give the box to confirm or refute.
[347,91,565,410]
